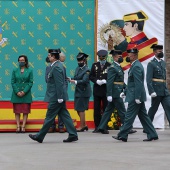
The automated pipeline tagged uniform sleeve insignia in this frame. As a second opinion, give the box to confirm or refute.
[86,71,90,74]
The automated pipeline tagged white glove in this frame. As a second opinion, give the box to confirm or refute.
[107,96,112,102]
[96,80,103,86]
[74,80,77,85]
[101,79,107,84]
[58,99,63,103]
[120,92,125,98]
[135,99,141,104]
[151,92,157,98]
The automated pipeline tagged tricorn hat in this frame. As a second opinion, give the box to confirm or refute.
[48,48,61,54]
[123,10,148,22]
[150,44,163,50]
[127,48,139,53]
[76,52,88,61]
[110,50,122,56]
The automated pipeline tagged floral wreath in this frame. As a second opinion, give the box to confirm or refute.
[107,108,121,130]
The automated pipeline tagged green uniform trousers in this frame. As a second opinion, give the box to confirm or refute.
[118,102,158,140]
[148,95,170,122]
[36,101,77,141]
[98,98,125,130]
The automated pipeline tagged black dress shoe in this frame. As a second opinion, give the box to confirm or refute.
[112,136,127,142]
[63,136,78,143]
[128,129,137,134]
[92,129,100,133]
[29,134,43,143]
[143,137,159,141]
[99,129,109,134]
[76,126,88,132]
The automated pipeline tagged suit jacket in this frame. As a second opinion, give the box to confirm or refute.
[11,67,33,103]
[44,60,68,102]
[125,60,146,103]
[146,57,169,96]
[107,62,126,98]
[89,61,111,97]
[74,65,91,98]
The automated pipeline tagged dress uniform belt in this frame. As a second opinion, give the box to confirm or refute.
[113,82,124,85]
[152,78,166,83]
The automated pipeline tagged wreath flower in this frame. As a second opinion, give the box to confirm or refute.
[107,109,121,130]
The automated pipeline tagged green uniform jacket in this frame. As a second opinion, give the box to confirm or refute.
[146,57,169,96]
[125,60,146,103]
[74,65,91,98]
[11,67,33,103]
[44,61,67,102]
[107,62,126,98]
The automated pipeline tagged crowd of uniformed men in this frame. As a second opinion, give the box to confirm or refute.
[28,44,170,143]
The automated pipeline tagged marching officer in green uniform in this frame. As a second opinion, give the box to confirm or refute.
[29,49,78,143]
[97,50,125,134]
[69,52,91,132]
[112,48,158,142]
[45,50,66,133]
[147,44,170,124]
[97,50,136,134]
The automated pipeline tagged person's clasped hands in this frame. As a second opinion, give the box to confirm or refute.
[17,91,25,97]
[96,79,107,86]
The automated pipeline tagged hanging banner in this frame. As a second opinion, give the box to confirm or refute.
[97,0,165,128]
[0,0,95,101]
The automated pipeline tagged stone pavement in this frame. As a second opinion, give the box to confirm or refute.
[0,128,170,170]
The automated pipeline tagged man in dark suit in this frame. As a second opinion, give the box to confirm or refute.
[29,49,78,143]
[89,50,111,132]
[112,48,158,142]
[146,44,170,124]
